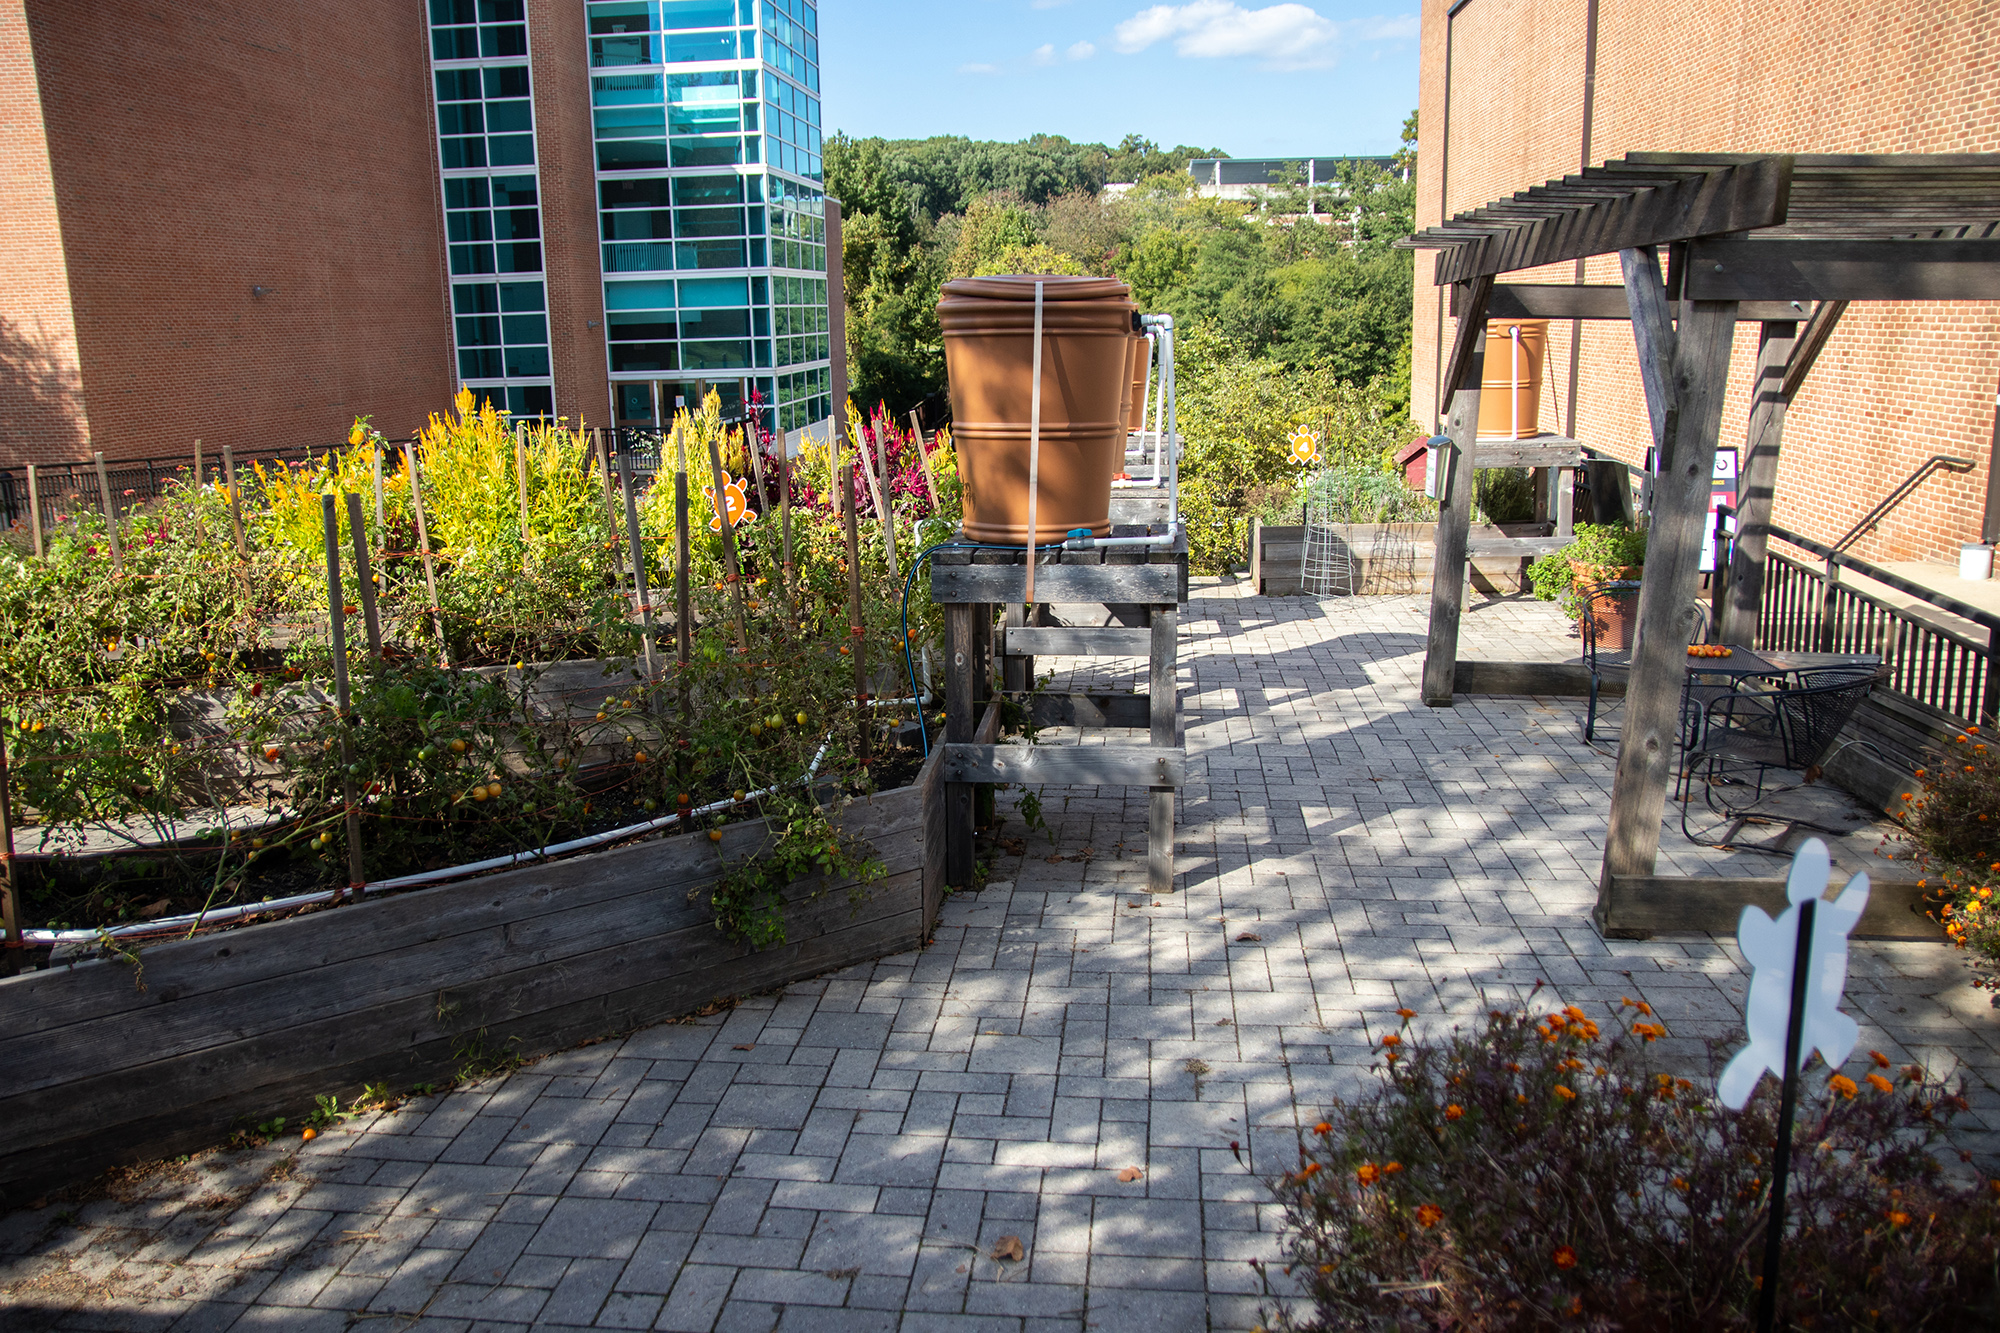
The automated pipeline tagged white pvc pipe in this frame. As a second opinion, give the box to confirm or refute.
[1025,280,1044,606]
[24,735,838,947]
[1510,324,1522,441]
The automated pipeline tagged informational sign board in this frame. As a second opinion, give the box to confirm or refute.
[1701,447,1740,573]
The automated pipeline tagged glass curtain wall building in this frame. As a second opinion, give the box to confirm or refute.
[427,1,556,419]
[590,0,831,442]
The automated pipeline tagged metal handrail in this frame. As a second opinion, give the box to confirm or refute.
[1827,454,1974,558]
[1768,521,2000,635]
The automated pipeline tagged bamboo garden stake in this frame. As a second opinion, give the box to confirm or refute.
[910,410,940,510]
[514,425,531,569]
[345,493,383,663]
[702,428,752,653]
[372,443,386,527]
[25,464,42,558]
[405,448,450,666]
[841,461,870,765]
[618,451,657,675]
[674,421,692,665]
[320,495,367,899]
[777,435,794,618]
[222,445,246,558]
[93,451,124,576]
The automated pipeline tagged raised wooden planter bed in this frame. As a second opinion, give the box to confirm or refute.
[0,747,943,1205]
[1249,521,1556,595]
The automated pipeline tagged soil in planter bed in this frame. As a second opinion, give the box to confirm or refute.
[8,737,930,964]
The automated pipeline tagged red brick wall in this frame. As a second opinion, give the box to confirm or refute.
[1412,0,2000,563]
[0,0,88,465]
[528,0,610,431]
[10,0,455,466]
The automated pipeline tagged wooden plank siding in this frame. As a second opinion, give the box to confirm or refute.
[0,758,940,1205]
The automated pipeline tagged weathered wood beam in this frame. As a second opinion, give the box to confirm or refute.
[1780,299,1848,404]
[1685,238,2000,301]
[1003,627,1152,657]
[1149,603,1179,894]
[1472,442,1584,469]
[942,744,1184,788]
[931,562,1180,605]
[1452,283,1808,323]
[1021,692,1152,729]
[1452,660,1622,698]
[1422,328,1487,707]
[1720,321,1799,646]
[1596,301,1740,920]
[1620,246,1678,462]
[1434,157,1793,284]
[945,604,977,887]
[1438,276,1494,418]
[1601,875,1937,940]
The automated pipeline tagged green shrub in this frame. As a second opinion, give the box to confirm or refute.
[1525,523,1649,618]
[1899,725,2000,997]
[1260,997,2000,1331]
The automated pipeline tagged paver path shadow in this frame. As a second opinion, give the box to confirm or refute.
[4,585,1995,1332]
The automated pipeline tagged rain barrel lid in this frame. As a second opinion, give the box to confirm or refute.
[940,275,1133,302]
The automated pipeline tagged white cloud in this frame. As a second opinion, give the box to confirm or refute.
[1112,3,1414,70]
[958,61,1003,74]
[1067,40,1096,60]
[1032,43,1057,65]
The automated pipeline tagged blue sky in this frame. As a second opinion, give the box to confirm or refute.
[817,1,1421,158]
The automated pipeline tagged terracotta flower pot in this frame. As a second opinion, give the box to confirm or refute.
[938,275,1136,543]
[1573,564,1643,650]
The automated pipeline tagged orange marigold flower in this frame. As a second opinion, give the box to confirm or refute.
[1563,1005,1587,1022]
[1634,1000,1652,1016]
[1445,1104,1464,1121]
[1380,1033,1401,1047]
[1829,1074,1859,1100]
[1633,1022,1665,1042]
[1887,1210,1911,1227]
[1971,725,1981,734]
[1415,1203,1443,1227]
[1313,1122,1332,1135]
[1297,1162,1321,1179]
[1670,1177,1690,1192]
[1383,1162,1403,1175]
[1870,1050,1891,1067]
[1866,1073,1894,1093]
[1916,769,1928,777]
[1553,1245,1579,1269]
[1554,1085,1577,1101]
[1357,1163,1379,1185]
[1395,1007,1416,1019]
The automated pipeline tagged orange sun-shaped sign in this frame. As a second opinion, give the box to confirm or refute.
[1286,427,1322,467]
[703,472,758,531]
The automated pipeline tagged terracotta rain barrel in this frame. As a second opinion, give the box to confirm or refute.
[1476,319,1550,440]
[938,275,1137,543]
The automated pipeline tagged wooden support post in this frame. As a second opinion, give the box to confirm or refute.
[0,727,21,976]
[345,494,383,663]
[617,452,657,674]
[1596,300,1739,914]
[1555,466,1575,537]
[372,443,385,528]
[972,603,993,828]
[93,451,124,576]
[25,464,42,558]
[321,495,367,899]
[1620,247,1677,463]
[405,448,449,666]
[597,429,621,548]
[1249,516,1261,591]
[1721,320,1799,645]
[222,445,246,559]
[1002,603,1027,692]
[945,602,975,886]
[1421,278,1492,706]
[777,433,794,618]
[675,428,692,665]
[1148,603,1178,894]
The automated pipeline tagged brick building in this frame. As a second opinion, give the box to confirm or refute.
[1410,0,2000,563]
[0,0,829,469]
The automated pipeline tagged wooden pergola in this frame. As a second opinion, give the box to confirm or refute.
[1398,152,2000,933]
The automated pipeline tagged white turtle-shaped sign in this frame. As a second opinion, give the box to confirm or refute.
[1717,838,1872,1111]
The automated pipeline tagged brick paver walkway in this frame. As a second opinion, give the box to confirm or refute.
[5,584,1996,1332]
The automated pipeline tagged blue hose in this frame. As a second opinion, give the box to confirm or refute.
[900,537,1026,756]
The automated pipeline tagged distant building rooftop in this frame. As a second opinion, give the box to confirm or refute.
[1187,156,1402,201]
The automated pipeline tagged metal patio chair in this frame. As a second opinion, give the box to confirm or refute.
[1578,579,1641,741]
[1679,672,1875,845]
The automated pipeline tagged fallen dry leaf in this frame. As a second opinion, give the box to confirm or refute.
[1117,1166,1145,1183]
[990,1234,1025,1262]
[731,1044,755,1051]
[1044,854,1063,864]
[1235,932,1263,943]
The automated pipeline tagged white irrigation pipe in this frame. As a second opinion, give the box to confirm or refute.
[25,733,837,947]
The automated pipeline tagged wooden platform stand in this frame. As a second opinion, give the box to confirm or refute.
[932,528,1189,894]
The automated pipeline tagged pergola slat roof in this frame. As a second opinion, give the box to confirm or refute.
[1403,151,2000,936]
[1399,153,2000,288]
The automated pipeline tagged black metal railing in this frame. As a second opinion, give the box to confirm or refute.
[0,442,342,533]
[1757,523,2000,727]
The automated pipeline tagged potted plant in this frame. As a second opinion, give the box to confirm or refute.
[1527,523,1648,647]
